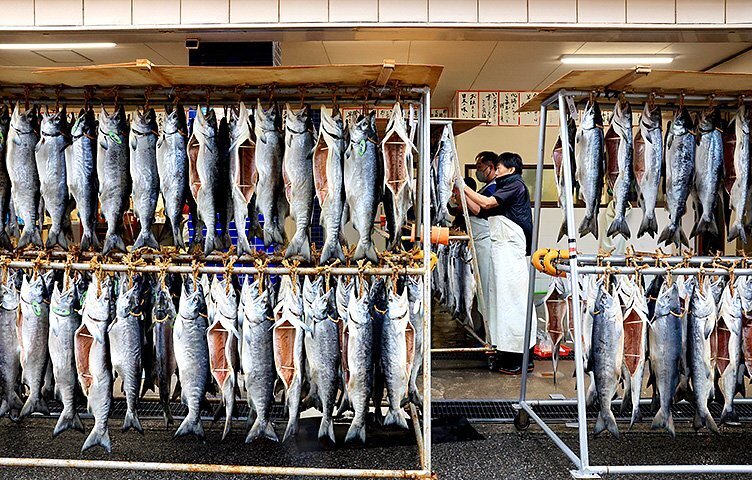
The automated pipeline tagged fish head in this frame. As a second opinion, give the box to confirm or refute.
[0,277,19,312]
[612,99,632,133]
[51,280,76,316]
[349,110,377,143]
[228,102,251,142]
[580,100,602,130]
[671,107,695,136]
[116,277,142,319]
[21,273,46,304]
[12,102,38,133]
[211,277,237,315]
[347,287,370,326]
[285,103,311,132]
[407,276,423,303]
[657,281,681,315]
[164,104,186,133]
[132,107,157,133]
[153,284,176,323]
[40,106,68,137]
[640,102,661,131]
[387,287,410,321]
[698,106,721,133]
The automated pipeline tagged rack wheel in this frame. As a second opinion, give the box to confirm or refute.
[514,409,530,431]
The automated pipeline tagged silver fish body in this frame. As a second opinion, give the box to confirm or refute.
[302,276,340,443]
[97,106,131,254]
[606,100,634,239]
[75,276,113,452]
[728,105,752,243]
[227,102,256,256]
[129,108,160,250]
[0,106,12,249]
[635,102,663,238]
[574,100,604,238]
[7,103,42,248]
[434,125,456,227]
[687,277,719,433]
[344,112,381,264]
[692,107,724,238]
[109,278,144,433]
[382,287,412,429]
[615,276,648,427]
[156,105,189,249]
[188,107,222,255]
[659,107,695,247]
[240,277,277,443]
[716,282,742,425]
[151,277,177,426]
[283,105,315,262]
[314,107,346,264]
[67,108,100,250]
[0,275,21,418]
[591,282,623,438]
[173,277,210,440]
[649,281,682,436]
[344,287,373,444]
[36,108,72,249]
[19,273,51,418]
[48,280,84,436]
[407,276,423,407]
[254,101,287,246]
[382,103,415,249]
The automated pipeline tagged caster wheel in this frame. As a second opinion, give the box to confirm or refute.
[514,409,530,431]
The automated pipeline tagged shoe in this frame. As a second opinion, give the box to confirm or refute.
[497,364,523,375]
[527,348,535,372]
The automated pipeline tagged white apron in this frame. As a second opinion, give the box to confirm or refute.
[469,215,490,326]
[487,215,534,353]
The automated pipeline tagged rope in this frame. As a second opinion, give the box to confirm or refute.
[254,258,268,295]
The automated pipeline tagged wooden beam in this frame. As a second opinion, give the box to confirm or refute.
[136,58,172,87]
[376,59,396,86]
[605,66,652,91]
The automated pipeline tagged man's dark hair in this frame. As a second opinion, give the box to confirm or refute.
[495,152,523,175]
[475,151,497,166]
[464,176,477,191]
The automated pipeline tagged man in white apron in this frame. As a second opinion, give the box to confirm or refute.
[461,152,534,375]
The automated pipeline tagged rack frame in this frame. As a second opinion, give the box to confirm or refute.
[515,87,752,478]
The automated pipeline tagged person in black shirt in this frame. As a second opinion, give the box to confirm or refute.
[461,152,535,375]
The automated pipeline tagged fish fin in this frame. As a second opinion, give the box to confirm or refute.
[102,232,126,255]
[284,230,311,262]
[320,237,345,265]
[133,229,160,251]
[45,228,68,250]
[246,419,279,443]
[727,222,747,244]
[606,216,631,239]
[123,410,144,434]
[19,395,49,418]
[53,410,84,437]
[703,316,715,339]
[637,213,658,238]
[318,417,336,444]
[174,413,205,440]
[0,392,23,418]
[720,405,738,425]
[203,231,221,256]
[692,215,719,239]
[344,421,366,444]
[384,409,409,430]
[81,427,111,453]
[79,230,100,251]
[354,240,378,265]
[235,233,253,257]
[17,226,43,249]
[578,214,598,239]
[281,421,298,443]
[557,219,567,241]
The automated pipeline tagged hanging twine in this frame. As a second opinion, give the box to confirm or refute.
[89,255,105,296]
[254,258,268,295]
[191,259,203,285]
[0,256,10,286]
[356,259,367,296]
[223,253,237,294]
[31,251,48,281]
[155,256,171,290]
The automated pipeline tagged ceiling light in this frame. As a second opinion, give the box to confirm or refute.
[560,54,674,65]
[0,42,116,50]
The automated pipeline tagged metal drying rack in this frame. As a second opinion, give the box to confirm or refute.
[0,75,436,479]
[515,86,752,478]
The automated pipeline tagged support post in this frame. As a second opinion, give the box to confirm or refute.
[420,88,433,475]
[519,104,548,403]
[556,92,594,479]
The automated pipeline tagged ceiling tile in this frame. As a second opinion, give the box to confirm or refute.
[280,42,330,65]
[322,41,410,64]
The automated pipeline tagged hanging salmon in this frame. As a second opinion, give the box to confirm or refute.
[227,102,257,256]
[552,116,576,241]
[544,276,569,383]
[382,103,416,250]
[313,107,346,264]
[714,281,743,425]
[187,107,222,255]
[615,275,648,427]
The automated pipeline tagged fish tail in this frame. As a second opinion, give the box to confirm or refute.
[344,420,366,444]
[133,228,160,251]
[174,412,205,440]
[578,214,598,239]
[235,232,253,257]
[384,408,409,429]
[692,214,719,238]
[0,230,12,250]
[727,221,747,244]
[318,416,336,444]
[17,225,43,249]
[720,405,738,425]
[246,418,279,443]
[354,239,378,264]
[82,426,111,453]
[19,394,49,418]
[169,218,186,250]
[102,232,126,255]
[320,237,345,265]
[122,409,144,434]
[658,223,687,247]
[606,216,631,239]
[281,418,299,443]
[263,222,286,247]
[0,392,23,418]
[53,408,84,437]
[203,230,221,256]
[284,230,311,262]
[45,227,69,250]
[594,408,619,438]
[409,388,423,407]
[160,397,174,427]
[651,406,670,432]
[79,230,100,251]
[637,213,658,238]
[557,218,567,241]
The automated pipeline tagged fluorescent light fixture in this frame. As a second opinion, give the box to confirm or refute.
[0,42,116,50]
[560,54,674,65]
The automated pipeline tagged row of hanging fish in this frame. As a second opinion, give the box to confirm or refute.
[431,241,476,324]
[0,268,424,452]
[1,100,417,264]
[553,98,752,247]
[546,272,752,437]
[432,124,457,227]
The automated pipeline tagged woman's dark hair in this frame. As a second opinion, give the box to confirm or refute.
[494,152,523,175]
[475,151,497,166]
